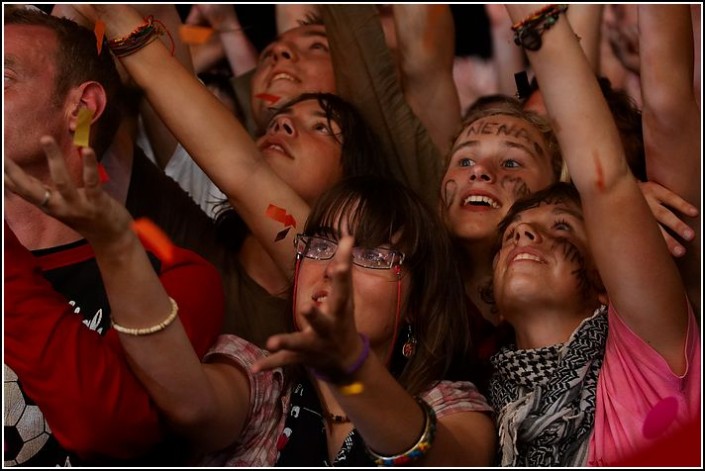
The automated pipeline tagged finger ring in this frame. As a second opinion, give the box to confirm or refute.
[39,189,51,209]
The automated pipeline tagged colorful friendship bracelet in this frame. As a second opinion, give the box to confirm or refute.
[108,15,174,58]
[512,4,569,52]
[367,398,438,466]
[112,297,179,336]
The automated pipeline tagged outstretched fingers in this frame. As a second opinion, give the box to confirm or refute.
[252,331,315,372]
[639,181,698,256]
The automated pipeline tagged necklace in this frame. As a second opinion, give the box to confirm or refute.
[322,412,350,424]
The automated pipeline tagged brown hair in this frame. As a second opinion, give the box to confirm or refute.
[450,96,564,182]
[5,8,122,158]
[304,176,474,395]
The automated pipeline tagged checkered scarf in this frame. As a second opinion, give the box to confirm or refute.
[489,306,608,466]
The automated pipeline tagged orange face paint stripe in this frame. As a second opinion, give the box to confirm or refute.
[255,93,281,105]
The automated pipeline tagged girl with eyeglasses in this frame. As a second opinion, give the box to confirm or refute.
[7,141,496,466]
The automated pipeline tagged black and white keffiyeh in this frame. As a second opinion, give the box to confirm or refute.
[489,305,608,467]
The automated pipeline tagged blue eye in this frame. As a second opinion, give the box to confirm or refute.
[458,158,474,167]
[502,159,521,169]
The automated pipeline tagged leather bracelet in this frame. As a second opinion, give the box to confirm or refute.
[512,4,568,52]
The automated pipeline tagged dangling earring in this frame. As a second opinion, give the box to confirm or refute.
[401,324,417,358]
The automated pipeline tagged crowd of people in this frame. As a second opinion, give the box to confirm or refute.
[4,3,701,467]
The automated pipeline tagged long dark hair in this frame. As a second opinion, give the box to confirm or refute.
[303,176,473,395]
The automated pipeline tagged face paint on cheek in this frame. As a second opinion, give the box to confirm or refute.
[501,176,531,202]
[255,93,281,105]
[443,179,458,210]
[554,238,594,301]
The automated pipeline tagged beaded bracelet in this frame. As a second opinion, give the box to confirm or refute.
[108,16,174,58]
[367,398,438,466]
[112,297,179,336]
[512,4,568,52]
[312,333,370,386]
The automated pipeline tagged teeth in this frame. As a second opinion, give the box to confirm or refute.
[513,253,542,262]
[272,73,296,83]
[464,195,500,209]
[313,295,327,302]
[267,144,285,152]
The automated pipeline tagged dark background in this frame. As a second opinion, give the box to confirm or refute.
[39,4,492,58]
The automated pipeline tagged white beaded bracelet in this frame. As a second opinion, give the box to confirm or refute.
[111,297,179,336]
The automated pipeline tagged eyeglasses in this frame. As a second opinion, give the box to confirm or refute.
[294,234,405,270]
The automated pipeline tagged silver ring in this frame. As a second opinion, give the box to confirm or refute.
[39,189,51,209]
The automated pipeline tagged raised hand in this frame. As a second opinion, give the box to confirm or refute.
[252,235,366,378]
[186,4,239,32]
[4,136,133,248]
[639,180,699,257]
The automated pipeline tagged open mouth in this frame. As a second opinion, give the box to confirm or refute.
[270,72,299,86]
[512,252,543,263]
[463,194,501,209]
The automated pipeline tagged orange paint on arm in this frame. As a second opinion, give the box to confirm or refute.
[593,152,605,191]
[266,204,297,242]
[423,6,444,49]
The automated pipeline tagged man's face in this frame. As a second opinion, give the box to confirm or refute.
[250,24,335,128]
[4,24,67,168]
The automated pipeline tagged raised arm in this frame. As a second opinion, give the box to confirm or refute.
[566,4,604,72]
[638,4,701,315]
[485,4,525,96]
[186,4,258,77]
[505,5,689,371]
[134,4,195,169]
[86,4,308,279]
[5,138,247,453]
[392,4,461,154]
